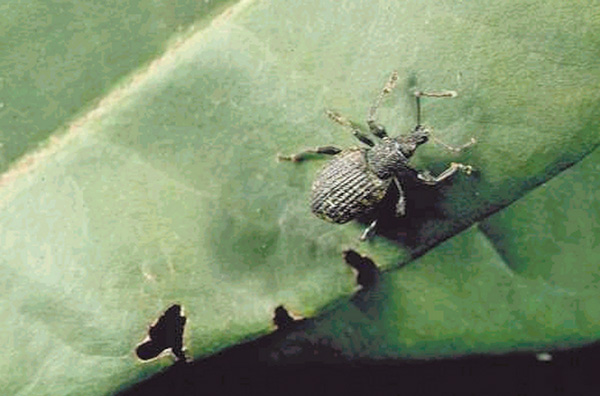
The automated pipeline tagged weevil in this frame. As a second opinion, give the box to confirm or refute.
[278,71,475,240]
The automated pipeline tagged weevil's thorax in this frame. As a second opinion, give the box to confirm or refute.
[366,137,410,179]
[366,127,429,179]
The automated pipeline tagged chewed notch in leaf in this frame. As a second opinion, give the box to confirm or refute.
[273,305,294,330]
[273,305,304,330]
[343,250,380,289]
[136,304,187,363]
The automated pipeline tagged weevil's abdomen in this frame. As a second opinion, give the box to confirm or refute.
[311,148,391,223]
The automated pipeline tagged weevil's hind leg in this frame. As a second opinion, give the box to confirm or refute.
[417,162,473,185]
[359,219,378,241]
[393,178,406,217]
[367,71,398,138]
[277,146,342,162]
[326,110,375,147]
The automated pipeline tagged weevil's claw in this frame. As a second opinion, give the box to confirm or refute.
[277,153,296,162]
[452,163,474,175]
[326,110,351,127]
[417,170,433,182]
[458,137,477,151]
[325,109,338,118]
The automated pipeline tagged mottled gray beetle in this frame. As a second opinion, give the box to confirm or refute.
[279,71,475,240]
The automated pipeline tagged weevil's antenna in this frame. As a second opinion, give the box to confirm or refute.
[326,110,375,147]
[368,71,399,124]
[414,90,458,127]
[413,90,475,152]
[431,132,476,153]
[415,92,422,127]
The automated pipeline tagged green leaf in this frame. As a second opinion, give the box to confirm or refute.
[1,0,599,394]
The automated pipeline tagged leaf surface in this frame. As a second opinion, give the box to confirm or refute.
[0,0,598,394]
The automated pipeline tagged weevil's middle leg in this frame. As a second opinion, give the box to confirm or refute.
[359,219,378,241]
[367,71,398,138]
[277,146,342,162]
[417,162,473,185]
[326,110,375,147]
[393,178,406,216]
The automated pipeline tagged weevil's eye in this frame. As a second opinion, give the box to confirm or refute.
[413,126,430,145]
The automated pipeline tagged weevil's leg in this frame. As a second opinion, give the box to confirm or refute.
[326,110,375,147]
[352,131,375,147]
[367,71,399,138]
[393,178,406,216]
[277,146,342,162]
[417,162,473,185]
[359,219,378,241]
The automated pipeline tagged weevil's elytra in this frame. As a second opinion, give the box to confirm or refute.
[311,148,391,223]
[278,71,475,240]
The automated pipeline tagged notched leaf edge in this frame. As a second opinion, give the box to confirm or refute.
[136,304,188,364]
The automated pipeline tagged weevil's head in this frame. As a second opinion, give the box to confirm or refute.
[394,125,429,158]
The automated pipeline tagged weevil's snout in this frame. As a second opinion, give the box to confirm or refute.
[412,125,430,145]
[396,126,430,158]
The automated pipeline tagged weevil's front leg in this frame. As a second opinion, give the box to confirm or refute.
[393,178,406,216]
[359,219,378,241]
[417,162,473,185]
[277,146,342,162]
[326,110,375,147]
[367,71,399,138]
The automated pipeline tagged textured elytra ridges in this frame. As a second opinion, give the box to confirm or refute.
[311,148,391,223]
